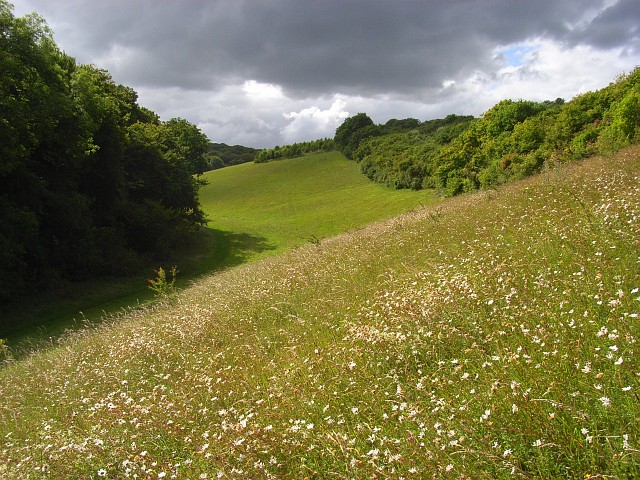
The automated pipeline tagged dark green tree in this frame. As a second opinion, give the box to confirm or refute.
[0,3,92,293]
[334,113,380,159]
[0,2,209,308]
[122,120,205,256]
[162,118,210,175]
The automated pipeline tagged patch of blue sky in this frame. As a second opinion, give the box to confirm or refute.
[498,44,538,67]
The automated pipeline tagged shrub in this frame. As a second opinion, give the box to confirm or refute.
[598,90,640,153]
[147,265,178,300]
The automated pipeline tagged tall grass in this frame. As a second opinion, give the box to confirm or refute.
[0,147,638,478]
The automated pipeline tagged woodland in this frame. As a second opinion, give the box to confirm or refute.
[1,4,210,301]
[330,72,639,194]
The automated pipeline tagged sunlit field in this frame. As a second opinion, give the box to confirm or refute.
[198,151,437,259]
[1,147,638,478]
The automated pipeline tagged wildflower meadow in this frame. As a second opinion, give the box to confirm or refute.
[1,147,639,478]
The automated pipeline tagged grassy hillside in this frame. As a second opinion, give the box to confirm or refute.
[1,147,638,478]
[198,151,436,259]
[2,151,435,347]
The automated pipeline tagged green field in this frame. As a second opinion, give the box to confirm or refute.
[198,151,436,259]
[1,147,638,478]
[2,152,436,347]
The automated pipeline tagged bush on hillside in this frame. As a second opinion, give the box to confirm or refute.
[337,67,640,196]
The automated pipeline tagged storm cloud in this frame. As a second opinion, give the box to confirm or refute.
[11,0,640,147]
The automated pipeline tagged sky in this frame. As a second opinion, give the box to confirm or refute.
[10,0,640,148]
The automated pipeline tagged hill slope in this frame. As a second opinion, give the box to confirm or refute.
[198,151,436,259]
[1,151,435,344]
[0,148,638,478]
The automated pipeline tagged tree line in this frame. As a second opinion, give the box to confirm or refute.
[254,138,334,163]
[0,3,209,302]
[334,68,640,195]
[205,143,258,170]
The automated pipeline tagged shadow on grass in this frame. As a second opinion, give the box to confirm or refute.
[187,227,277,275]
[0,227,275,355]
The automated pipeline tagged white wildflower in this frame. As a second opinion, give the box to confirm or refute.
[599,396,611,407]
[367,448,379,457]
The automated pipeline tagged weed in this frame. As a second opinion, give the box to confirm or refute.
[307,234,322,246]
[0,338,10,362]
[147,266,178,300]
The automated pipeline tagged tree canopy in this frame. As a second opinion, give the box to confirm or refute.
[207,143,258,169]
[334,113,380,159]
[334,68,640,195]
[0,2,208,303]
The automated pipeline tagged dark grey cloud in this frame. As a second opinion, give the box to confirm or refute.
[14,0,631,95]
[10,0,640,147]
[566,0,640,53]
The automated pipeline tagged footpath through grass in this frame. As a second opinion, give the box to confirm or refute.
[1,152,435,349]
[0,147,638,478]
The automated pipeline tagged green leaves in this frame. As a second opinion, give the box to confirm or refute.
[163,118,210,174]
[147,265,178,301]
[0,3,207,305]
[350,67,640,197]
[334,113,380,159]
[483,99,544,137]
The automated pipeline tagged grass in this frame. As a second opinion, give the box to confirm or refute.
[198,151,436,256]
[1,152,435,348]
[0,146,638,478]
[0,229,216,349]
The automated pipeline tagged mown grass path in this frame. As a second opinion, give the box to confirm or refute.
[1,147,638,478]
[2,152,435,349]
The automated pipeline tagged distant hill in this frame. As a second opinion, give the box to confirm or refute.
[198,151,436,257]
[205,142,258,170]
